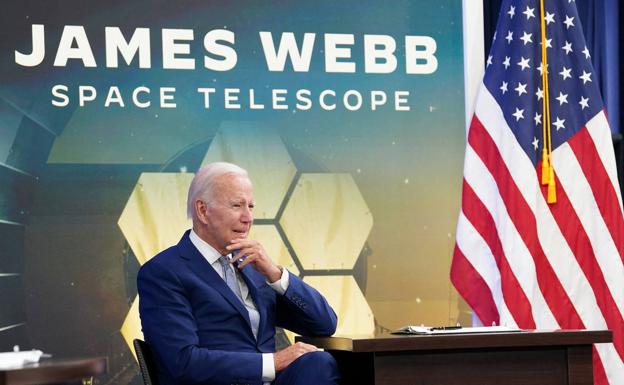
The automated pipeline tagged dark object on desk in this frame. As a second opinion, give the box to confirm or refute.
[391,325,522,335]
[0,357,107,385]
[133,339,159,385]
[299,330,612,385]
[429,326,462,331]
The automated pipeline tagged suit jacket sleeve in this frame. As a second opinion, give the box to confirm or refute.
[275,272,338,336]
[137,259,263,385]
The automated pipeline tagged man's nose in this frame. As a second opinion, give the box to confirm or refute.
[240,207,253,222]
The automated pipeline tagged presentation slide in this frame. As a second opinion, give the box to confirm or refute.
[0,1,466,381]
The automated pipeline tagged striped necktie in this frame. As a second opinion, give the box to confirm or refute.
[218,255,260,339]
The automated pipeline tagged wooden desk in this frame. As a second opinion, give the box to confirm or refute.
[0,357,107,385]
[299,330,611,385]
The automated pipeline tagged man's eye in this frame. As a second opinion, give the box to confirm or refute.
[248,205,255,210]
[232,203,241,208]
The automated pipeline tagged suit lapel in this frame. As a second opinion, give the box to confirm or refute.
[177,231,253,333]
[240,266,267,340]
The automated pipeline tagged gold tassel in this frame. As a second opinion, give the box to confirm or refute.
[547,166,557,204]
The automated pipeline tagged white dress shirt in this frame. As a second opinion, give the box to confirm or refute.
[190,230,289,382]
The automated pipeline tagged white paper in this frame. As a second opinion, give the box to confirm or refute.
[0,350,45,369]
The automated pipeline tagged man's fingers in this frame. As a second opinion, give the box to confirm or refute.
[229,246,269,269]
[236,247,257,258]
[294,342,318,353]
[291,343,316,360]
[224,240,278,279]
[230,247,261,267]
[286,342,316,360]
[274,342,321,372]
[226,239,257,250]
[234,253,256,269]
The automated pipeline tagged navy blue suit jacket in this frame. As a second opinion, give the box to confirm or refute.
[137,230,338,385]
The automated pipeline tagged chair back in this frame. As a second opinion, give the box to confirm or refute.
[133,339,159,385]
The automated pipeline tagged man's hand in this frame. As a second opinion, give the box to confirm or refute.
[226,239,282,282]
[273,342,320,372]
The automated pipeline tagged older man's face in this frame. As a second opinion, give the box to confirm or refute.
[202,174,254,254]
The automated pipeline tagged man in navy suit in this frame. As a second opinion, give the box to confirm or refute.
[138,162,340,385]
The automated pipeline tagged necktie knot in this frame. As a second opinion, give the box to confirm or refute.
[218,255,230,269]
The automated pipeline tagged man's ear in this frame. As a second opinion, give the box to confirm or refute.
[195,200,210,225]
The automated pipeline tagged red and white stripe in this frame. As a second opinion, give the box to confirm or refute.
[451,84,624,385]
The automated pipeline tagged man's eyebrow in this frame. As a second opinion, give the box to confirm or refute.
[228,198,253,204]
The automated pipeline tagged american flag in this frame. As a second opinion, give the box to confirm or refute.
[450,0,624,384]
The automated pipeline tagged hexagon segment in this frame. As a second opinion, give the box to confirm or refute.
[248,225,299,276]
[304,276,374,336]
[120,296,143,361]
[201,122,296,219]
[280,174,373,270]
[118,172,193,265]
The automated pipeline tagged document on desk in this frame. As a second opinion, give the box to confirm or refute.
[0,350,48,369]
[392,325,523,335]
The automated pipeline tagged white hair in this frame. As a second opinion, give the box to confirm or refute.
[187,162,249,219]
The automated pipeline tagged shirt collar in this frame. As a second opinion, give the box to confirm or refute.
[189,229,227,265]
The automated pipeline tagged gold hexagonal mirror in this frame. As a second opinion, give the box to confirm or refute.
[118,172,193,265]
[281,173,373,270]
